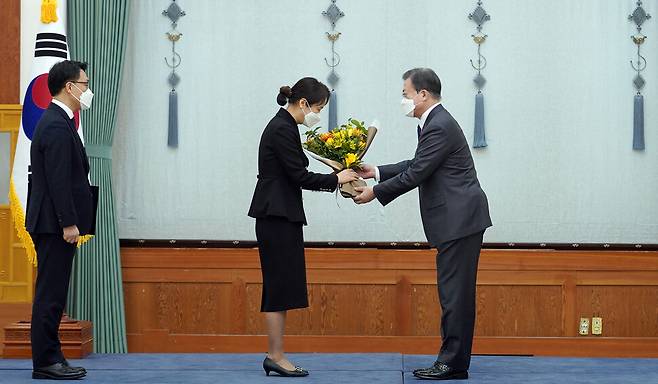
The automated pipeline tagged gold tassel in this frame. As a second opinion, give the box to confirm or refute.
[77,235,94,247]
[9,181,37,266]
[41,0,58,24]
[9,181,94,267]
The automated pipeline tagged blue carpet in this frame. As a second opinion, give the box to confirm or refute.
[403,371,658,384]
[404,354,658,374]
[0,354,656,383]
[0,353,401,371]
[0,369,402,384]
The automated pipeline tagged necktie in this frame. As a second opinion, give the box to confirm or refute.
[417,125,422,140]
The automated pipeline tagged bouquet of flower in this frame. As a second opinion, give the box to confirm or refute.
[303,118,378,198]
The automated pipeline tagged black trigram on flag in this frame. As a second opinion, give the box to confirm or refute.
[34,32,68,59]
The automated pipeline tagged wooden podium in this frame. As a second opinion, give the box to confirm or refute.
[2,315,93,359]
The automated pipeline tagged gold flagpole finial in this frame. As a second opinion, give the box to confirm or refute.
[41,0,58,24]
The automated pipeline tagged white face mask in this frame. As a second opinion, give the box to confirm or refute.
[72,83,94,110]
[400,97,416,118]
[301,101,321,128]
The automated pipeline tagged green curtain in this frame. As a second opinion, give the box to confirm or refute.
[66,0,130,353]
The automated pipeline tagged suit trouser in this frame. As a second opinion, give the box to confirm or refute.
[30,233,76,368]
[435,230,484,371]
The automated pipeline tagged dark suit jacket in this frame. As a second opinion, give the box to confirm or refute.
[374,104,492,245]
[248,108,338,225]
[26,103,96,235]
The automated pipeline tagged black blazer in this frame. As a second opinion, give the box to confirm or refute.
[374,104,492,245]
[248,108,338,225]
[26,103,96,235]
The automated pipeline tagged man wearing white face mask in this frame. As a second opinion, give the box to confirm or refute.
[354,68,491,380]
[26,60,96,380]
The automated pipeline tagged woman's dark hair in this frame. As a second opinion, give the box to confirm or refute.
[48,60,88,96]
[276,77,330,107]
[403,68,441,99]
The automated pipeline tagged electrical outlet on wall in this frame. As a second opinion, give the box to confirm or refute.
[579,318,590,335]
[592,317,603,335]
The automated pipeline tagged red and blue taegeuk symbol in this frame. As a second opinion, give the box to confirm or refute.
[22,73,80,140]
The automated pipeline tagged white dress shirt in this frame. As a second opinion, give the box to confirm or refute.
[374,102,441,182]
[52,98,75,119]
[418,102,441,132]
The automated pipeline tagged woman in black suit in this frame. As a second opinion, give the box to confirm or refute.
[248,77,358,377]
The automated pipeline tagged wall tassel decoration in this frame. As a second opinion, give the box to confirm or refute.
[633,94,644,150]
[474,92,485,147]
[163,0,185,148]
[629,1,650,150]
[328,89,337,132]
[469,1,490,149]
[322,0,344,130]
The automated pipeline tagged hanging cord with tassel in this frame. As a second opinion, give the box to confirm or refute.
[163,1,185,148]
[629,2,650,150]
[323,0,344,131]
[469,1,490,149]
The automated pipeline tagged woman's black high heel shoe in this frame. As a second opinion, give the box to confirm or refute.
[263,357,309,377]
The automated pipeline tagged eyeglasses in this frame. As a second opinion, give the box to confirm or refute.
[71,81,89,86]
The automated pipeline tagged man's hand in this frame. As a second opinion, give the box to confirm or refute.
[353,186,376,204]
[355,164,376,180]
[63,225,80,244]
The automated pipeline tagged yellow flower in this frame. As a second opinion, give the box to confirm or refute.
[344,153,358,168]
[326,137,334,146]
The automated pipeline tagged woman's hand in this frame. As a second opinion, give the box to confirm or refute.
[336,169,359,185]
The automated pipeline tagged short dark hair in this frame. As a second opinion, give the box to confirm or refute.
[47,60,88,96]
[403,68,441,98]
[277,77,330,107]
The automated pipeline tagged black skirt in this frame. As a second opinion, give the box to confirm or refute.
[255,216,308,312]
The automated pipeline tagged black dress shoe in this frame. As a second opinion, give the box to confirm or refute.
[263,357,309,377]
[413,361,468,380]
[62,360,87,373]
[412,359,440,375]
[33,362,87,380]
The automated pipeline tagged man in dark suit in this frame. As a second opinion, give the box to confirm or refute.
[26,60,96,380]
[354,68,492,380]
